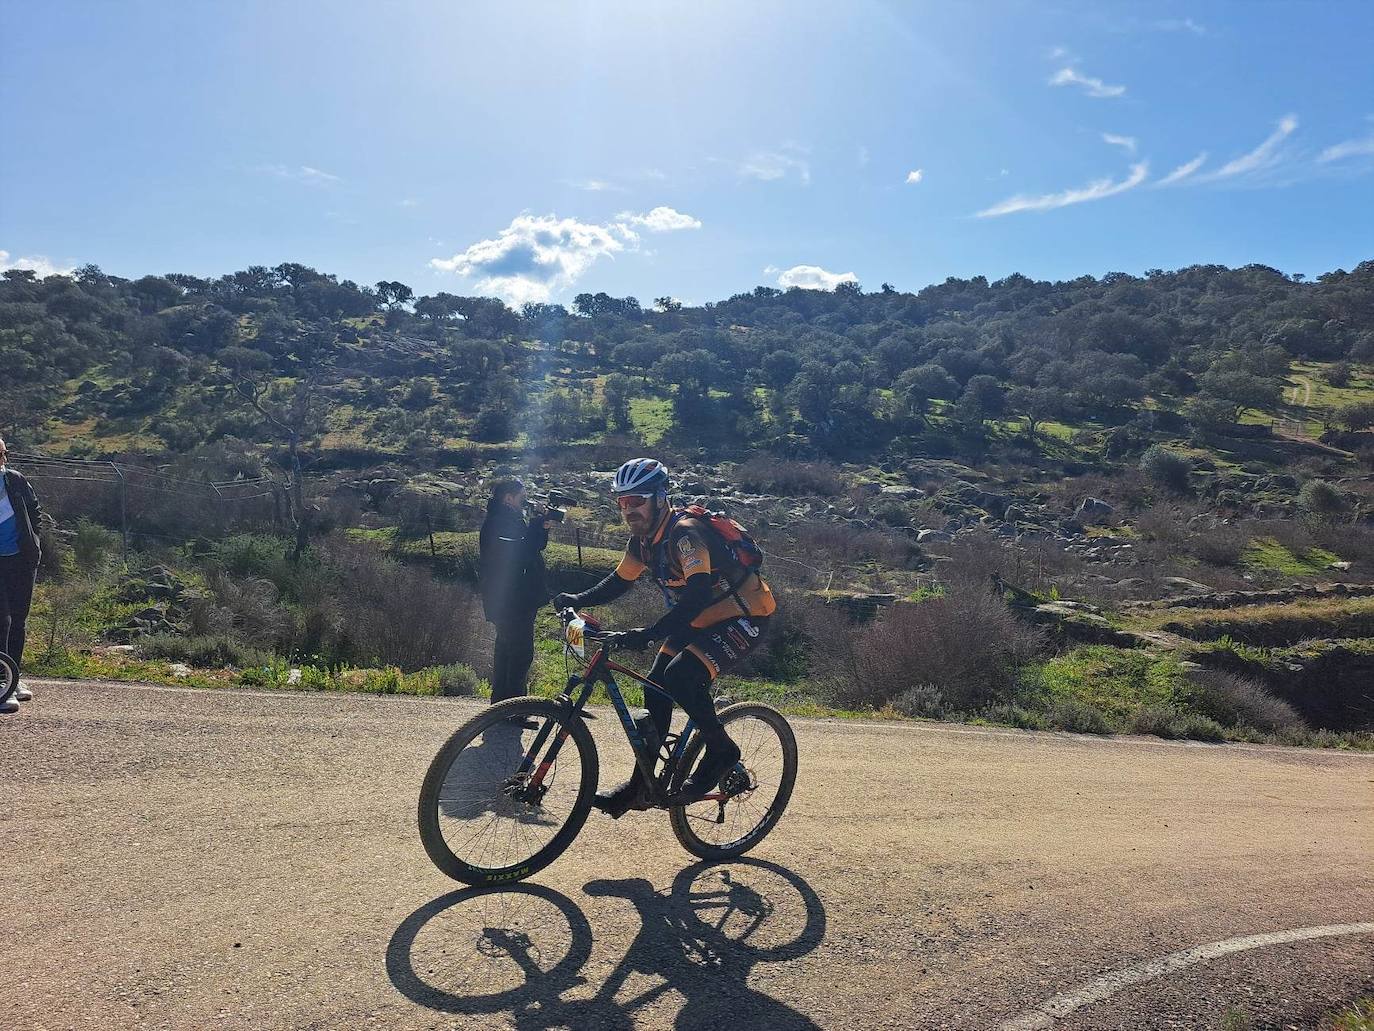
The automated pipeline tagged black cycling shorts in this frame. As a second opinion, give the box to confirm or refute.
[663,615,770,680]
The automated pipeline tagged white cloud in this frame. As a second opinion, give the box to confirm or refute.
[1102,133,1137,154]
[905,168,925,184]
[398,198,420,208]
[1200,114,1298,180]
[976,162,1148,217]
[858,145,870,168]
[1049,67,1126,98]
[616,205,702,232]
[430,207,699,304]
[1319,133,1374,163]
[0,249,73,278]
[775,264,858,291]
[740,146,811,185]
[1156,152,1208,186]
[260,164,341,186]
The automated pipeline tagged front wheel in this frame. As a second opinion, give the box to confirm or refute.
[669,702,798,861]
[418,697,599,886]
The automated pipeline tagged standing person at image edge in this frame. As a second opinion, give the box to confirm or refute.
[0,436,42,715]
[479,477,554,704]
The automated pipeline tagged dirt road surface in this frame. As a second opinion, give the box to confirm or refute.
[4,680,1371,1030]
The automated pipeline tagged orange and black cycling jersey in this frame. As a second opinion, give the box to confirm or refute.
[614,513,776,629]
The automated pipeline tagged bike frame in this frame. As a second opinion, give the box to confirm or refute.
[517,643,729,807]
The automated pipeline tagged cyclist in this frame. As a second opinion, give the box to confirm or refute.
[554,458,777,818]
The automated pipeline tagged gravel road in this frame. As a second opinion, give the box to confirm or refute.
[3,679,1371,1030]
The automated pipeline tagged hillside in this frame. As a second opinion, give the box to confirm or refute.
[6,260,1374,747]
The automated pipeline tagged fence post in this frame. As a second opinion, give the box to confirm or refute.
[112,462,128,566]
[575,526,583,569]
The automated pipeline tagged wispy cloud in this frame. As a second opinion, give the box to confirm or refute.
[740,145,811,185]
[976,162,1148,217]
[1201,114,1298,180]
[1049,67,1126,98]
[1102,133,1138,154]
[0,249,73,278]
[1156,152,1208,187]
[429,207,700,305]
[259,164,341,186]
[398,198,420,208]
[1153,18,1206,35]
[905,168,924,185]
[774,264,858,291]
[566,178,623,192]
[1319,132,1374,163]
[858,145,870,168]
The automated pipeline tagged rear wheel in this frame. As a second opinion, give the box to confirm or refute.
[0,652,16,704]
[418,697,599,886]
[669,702,797,861]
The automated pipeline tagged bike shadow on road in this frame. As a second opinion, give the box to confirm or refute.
[386,859,827,1029]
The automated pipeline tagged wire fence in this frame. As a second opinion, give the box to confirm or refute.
[15,452,284,562]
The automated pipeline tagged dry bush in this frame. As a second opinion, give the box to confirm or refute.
[736,457,846,497]
[785,520,922,569]
[206,571,295,647]
[818,583,1046,711]
[323,537,485,671]
[1185,669,1307,734]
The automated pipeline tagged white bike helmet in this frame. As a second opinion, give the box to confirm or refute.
[611,458,669,497]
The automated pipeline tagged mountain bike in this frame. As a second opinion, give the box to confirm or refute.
[0,650,17,704]
[418,609,799,887]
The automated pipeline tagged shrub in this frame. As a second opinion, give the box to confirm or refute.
[137,633,274,670]
[1045,698,1113,735]
[1337,401,1374,432]
[736,457,845,496]
[1131,704,1186,738]
[437,663,482,697]
[1184,669,1306,734]
[1324,361,1352,387]
[1175,713,1226,742]
[72,518,121,572]
[821,583,1046,711]
[1139,445,1193,494]
[1298,479,1347,519]
[323,536,485,671]
[891,683,947,718]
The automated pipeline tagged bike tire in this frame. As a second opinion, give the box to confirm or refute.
[0,652,17,704]
[418,697,599,887]
[668,702,798,862]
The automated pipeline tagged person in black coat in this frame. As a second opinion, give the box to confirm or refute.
[0,436,42,714]
[478,478,553,703]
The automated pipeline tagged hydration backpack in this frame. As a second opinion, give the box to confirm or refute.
[654,505,765,612]
[677,504,765,573]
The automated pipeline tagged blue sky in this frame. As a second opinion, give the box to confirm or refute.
[3,1,1373,305]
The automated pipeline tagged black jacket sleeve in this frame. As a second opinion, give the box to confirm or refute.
[645,570,715,640]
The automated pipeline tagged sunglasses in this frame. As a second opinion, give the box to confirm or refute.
[616,495,653,512]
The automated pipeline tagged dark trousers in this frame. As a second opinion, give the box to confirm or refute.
[0,555,38,671]
[490,609,537,703]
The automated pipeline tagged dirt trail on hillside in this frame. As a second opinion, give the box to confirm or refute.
[3,680,1371,1030]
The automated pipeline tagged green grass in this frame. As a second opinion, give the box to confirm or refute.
[1244,536,1339,576]
[628,396,673,445]
[1029,645,1188,726]
[1327,997,1374,1031]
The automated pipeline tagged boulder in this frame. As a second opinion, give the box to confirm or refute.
[1074,497,1114,525]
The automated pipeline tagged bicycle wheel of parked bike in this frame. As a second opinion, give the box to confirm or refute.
[0,652,17,704]
[419,697,600,887]
[669,702,798,862]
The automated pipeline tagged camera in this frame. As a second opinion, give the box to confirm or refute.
[540,490,576,523]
